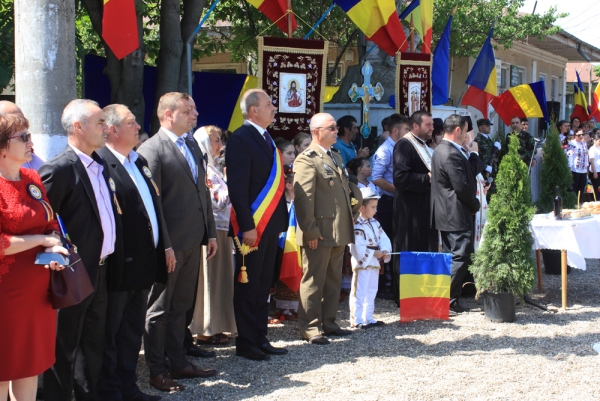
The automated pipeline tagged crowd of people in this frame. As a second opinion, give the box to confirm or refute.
[0,89,562,400]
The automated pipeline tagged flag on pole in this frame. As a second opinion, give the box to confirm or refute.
[590,82,600,121]
[398,0,433,53]
[278,202,302,292]
[399,252,451,322]
[460,27,497,118]
[102,0,139,60]
[570,71,590,122]
[491,81,548,126]
[337,0,408,56]
[431,14,453,105]
[247,0,297,34]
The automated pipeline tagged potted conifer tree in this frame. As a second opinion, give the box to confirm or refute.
[537,123,576,274]
[470,134,536,322]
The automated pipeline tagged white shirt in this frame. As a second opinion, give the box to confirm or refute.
[107,146,160,247]
[350,216,392,270]
[589,146,600,173]
[567,140,589,173]
[70,145,116,258]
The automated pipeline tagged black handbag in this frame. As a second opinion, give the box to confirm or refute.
[49,238,94,309]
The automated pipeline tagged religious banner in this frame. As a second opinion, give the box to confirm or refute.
[395,52,432,116]
[258,36,329,140]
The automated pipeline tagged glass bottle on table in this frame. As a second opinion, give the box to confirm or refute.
[554,186,562,220]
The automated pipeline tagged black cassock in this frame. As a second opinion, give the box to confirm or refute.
[391,136,439,301]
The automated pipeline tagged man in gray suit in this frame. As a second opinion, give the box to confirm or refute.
[137,92,218,393]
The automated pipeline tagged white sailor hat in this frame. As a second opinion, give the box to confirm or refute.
[360,186,380,200]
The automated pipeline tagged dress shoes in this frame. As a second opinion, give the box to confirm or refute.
[449,310,458,317]
[149,373,184,393]
[186,344,216,358]
[305,335,330,345]
[366,321,385,328]
[450,302,470,313]
[170,363,217,379]
[324,328,353,337]
[259,342,288,355]
[236,346,271,361]
[124,392,162,401]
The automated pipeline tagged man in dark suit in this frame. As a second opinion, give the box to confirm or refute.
[431,114,482,315]
[96,104,165,401]
[137,92,217,393]
[40,99,124,401]
[226,89,289,361]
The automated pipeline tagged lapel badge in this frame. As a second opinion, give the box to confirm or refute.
[28,184,42,200]
[142,166,153,179]
[108,177,116,192]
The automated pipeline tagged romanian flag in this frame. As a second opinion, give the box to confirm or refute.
[398,0,433,53]
[278,202,302,292]
[102,0,139,60]
[491,81,548,126]
[431,14,453,105]
[337,0,408,56]
[590,82,600,121]
[247,0,297,34]
[399,252,451,322]
[460,28,497,118]
[570,71,590,122]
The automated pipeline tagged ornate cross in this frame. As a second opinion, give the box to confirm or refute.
[348,61,384,138]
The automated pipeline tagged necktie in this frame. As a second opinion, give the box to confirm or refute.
[263,130,274,152]
[460,147,469,159]
[176,136,198,183]
[326,150,339,168]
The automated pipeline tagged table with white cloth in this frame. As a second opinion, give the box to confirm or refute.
[530,214,600,310]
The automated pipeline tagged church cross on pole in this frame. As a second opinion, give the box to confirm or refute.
[348,61,384,138]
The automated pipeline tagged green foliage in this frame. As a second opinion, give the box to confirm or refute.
[537,123,576,212]
[0,0,14,89]
[594,65,600,78]
[431,0,566,58]
[470,133,536,299]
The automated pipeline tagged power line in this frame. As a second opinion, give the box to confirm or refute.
[560,10,600,31]
[557,1,600,25]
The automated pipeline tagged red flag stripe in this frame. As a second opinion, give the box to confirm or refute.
[102,0,139,60]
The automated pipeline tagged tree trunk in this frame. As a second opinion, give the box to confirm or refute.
[80,0,146,133]
[177,0,206,94]
[14,0,75,161]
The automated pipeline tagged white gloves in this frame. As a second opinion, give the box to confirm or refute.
[486,165,493,173]
[494,142,501,150]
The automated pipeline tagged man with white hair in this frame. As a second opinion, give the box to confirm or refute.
[294,112,361,345]
[40,99,124,400]
[0,100,44,169]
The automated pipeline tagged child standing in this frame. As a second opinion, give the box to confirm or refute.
[350,187,391,328]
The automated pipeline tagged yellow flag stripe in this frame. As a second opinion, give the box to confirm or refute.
[400,274,450,300]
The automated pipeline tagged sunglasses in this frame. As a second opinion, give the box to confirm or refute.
[10,132,32,143]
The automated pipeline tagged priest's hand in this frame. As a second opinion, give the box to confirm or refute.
[307,237,323,250]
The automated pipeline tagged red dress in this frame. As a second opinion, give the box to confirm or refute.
[0,168,59,381]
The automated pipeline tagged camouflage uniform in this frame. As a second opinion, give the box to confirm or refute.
[514,131,535,166]
[475,133,495,180]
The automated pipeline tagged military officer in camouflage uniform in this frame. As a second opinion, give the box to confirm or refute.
[509,116,536,167]
[474,118,501,180]
[294,112,362,345]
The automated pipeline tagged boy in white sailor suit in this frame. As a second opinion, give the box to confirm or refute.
[349,187,391,328]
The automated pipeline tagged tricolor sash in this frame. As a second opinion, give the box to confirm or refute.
[230,139,285,259]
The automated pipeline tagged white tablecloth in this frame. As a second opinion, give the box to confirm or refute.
[530,214,600,270]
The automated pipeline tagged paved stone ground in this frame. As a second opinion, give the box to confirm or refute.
[136,260,600,400]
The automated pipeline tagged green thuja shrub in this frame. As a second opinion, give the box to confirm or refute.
[470,134,536,299]
[537,123,576,212]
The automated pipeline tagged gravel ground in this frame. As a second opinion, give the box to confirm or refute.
[137,259,600,400]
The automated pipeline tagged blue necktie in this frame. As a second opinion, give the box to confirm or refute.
[176,136,198,183]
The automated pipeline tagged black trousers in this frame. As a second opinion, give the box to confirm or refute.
[590,171,600,201]
[97,289,149,400]
[441,229,474,304]
[572,171,587,197]
[44,264,108,401]
[233,235,278,351]
[377,194,394,291]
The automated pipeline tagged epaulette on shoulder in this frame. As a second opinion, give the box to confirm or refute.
[330,147,341,153]
[302,149,316,156]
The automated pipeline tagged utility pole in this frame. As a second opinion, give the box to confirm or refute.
[14,0,75,161]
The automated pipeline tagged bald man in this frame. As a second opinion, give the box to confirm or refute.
[0,101,45,170]
[294,112,361,345]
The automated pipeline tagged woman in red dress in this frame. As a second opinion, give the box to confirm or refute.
[0,114,68,400]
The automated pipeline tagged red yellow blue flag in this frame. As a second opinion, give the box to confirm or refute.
[399,0,433,53]
[337,0,408,56]
[461,27,497,118]
[399,252,451,322]
[247,0,297,34]
[590,81,600,121]
[491,81,548,126]
[570,71,590,122]
[278,202,302,292]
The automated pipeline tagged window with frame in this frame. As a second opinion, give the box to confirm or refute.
[328,63,343,86]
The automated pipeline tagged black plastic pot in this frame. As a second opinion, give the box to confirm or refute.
[541,249,571,275]
[483,292,516,323]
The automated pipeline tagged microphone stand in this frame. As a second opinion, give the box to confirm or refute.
[528,138,542,176]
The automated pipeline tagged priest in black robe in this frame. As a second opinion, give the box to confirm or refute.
[392,111,438,304]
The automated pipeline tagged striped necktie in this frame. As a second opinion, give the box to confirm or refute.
[176,136,198,183]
